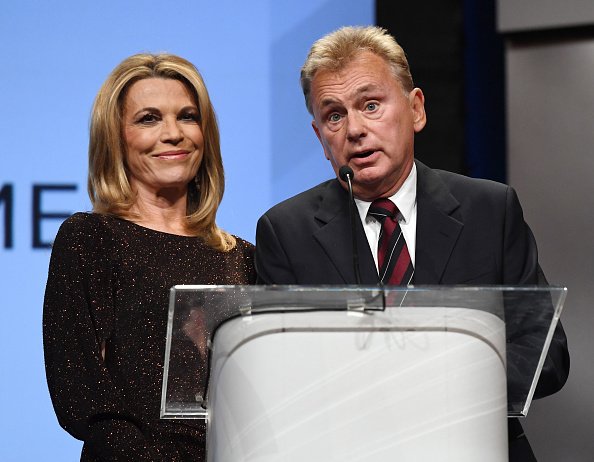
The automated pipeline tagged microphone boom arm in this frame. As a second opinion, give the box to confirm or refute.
[339,166,362,285]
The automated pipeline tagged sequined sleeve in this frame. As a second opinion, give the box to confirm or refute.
[43,214,162,460]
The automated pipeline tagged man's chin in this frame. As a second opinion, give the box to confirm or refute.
[352,183,387,201]
[352,176,403,201]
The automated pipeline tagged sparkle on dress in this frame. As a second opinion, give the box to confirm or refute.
[43,212,256,461]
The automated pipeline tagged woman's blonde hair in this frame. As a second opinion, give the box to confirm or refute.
[88,52,235,251]
[301,26,414,114]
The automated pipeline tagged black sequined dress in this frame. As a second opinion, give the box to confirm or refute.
[43,213,256,461]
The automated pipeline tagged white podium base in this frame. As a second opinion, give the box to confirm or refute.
[207,307,508,462]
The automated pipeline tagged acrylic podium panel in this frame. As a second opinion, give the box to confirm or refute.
[161,286,566,461]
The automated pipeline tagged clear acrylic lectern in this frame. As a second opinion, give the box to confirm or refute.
[160,286,566,462]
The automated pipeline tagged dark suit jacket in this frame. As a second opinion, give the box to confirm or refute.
[255,160,569,460]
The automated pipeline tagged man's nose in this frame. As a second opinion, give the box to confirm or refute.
[346,111,367,142]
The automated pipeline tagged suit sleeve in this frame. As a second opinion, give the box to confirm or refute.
[43,217,162,460]
[502,187,570,401]
[255,213,298,284]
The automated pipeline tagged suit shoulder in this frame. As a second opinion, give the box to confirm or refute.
[261,179,336,219]
[432,168,510,199]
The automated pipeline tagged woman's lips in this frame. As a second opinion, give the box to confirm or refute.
[154,151,190,160]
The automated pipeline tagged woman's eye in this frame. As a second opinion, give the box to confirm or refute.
[138,113,159,124]
[179,112,200,122]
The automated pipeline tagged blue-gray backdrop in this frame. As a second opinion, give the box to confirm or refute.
[0,1,373,459]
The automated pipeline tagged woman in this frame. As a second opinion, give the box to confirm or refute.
[43,53,255,461]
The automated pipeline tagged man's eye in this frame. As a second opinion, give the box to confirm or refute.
[329,113,342,123]
[366,102,378,111]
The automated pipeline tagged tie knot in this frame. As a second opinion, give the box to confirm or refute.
[368,198,398,223]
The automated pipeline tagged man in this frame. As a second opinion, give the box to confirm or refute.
[255,26,569,460]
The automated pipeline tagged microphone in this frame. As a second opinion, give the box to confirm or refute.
[338,165,353,183]
[339,166,361,284]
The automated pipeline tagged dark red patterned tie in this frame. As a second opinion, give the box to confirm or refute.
[368,198,414,285]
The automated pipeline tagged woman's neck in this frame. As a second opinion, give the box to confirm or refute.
[129,188,192,236]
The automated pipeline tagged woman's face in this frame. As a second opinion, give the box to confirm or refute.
[122,77,204,197]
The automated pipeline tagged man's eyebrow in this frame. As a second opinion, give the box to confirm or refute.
[355,83,382,95]
[317,83,384,110]
[319,97,339,109]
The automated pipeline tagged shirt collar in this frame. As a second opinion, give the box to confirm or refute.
[354,162,417,223]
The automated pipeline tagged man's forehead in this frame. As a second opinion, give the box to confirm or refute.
[315,52,396,85]
[316,82,384,106]
[312,68,398,111]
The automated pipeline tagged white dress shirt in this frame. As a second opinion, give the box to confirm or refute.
[354,163,417,273]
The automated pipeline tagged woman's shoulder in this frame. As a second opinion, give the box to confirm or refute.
[57,211,119,235]
[231,236,255,257]
[53,212,121,250]
[226,236,256,283]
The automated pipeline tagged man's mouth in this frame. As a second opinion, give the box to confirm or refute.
[352,150,375,159]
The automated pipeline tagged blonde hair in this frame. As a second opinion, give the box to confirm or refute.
[301,26,414,114]
[88,53,235,251]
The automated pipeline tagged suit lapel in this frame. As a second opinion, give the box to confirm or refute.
[310,161,464,286]
[313,180,378,284]
[414,161,463,284]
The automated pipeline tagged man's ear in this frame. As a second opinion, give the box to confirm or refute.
[312,120,330,160]
[409,88,427,133]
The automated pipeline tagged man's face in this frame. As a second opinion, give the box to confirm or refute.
[310,51,426,201]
